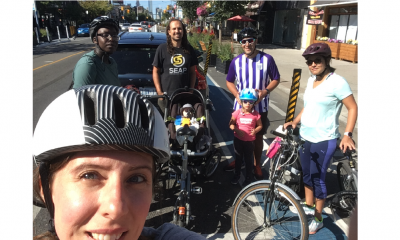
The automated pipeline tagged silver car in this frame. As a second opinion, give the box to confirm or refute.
[121,23,130,32]
[129,24,145,32]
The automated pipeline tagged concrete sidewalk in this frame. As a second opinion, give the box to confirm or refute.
[33,37,72,48]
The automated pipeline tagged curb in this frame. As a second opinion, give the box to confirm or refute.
[33,38,72,48]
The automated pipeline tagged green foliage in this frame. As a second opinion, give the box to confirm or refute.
[176,1,201,22]
[77,20,85,26]
[209,1,256,23]
[40,28,47,38]
[217,43,233,62]
[124,12,137,23]
[161,12,171,21]
[211,39,220,55]
[65,3,85,22]
[78,0,113,19]
[187,32,201,50]
[138,13,147,21]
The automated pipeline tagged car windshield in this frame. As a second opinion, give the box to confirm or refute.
[113,46,158,74]
[131,24,141,27]
[123,23,130,26]
[79,24,89,28]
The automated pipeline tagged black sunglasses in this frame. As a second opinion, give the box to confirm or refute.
[240,38,255,45]
[242,100,255,104]
[306,58,323,66]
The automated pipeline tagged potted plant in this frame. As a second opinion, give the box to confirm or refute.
[39,28,52,42]
[216,43,233,74]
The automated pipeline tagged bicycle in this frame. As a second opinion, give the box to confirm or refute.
[329,148,358,215]
[231,126,309,240]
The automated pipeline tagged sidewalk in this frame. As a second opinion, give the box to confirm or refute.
[33,37,72,48]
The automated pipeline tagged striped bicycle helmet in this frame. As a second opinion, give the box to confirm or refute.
[33,85,170,218]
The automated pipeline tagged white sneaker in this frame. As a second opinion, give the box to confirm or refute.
[289,202,315,215]
[309,217,323,234]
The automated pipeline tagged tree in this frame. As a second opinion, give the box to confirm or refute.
[138,13,147,21]
[161,12,171,22]
[176,1,201,22]
[64,3,85,23]
[124,12,137,23]
[78,0,113,20]
[209,1,257,43]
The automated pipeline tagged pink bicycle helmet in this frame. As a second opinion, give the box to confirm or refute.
[302,43,331,58]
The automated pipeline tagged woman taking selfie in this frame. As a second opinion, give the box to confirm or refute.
[33,85,206,240]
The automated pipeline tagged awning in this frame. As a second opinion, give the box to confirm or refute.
[309,0,357,8]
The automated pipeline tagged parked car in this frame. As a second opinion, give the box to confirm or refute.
[77,23,90,37]
[112,32,167,96]
[120,23,131,32]
[129,23,145,32]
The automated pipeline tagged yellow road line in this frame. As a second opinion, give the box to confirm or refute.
[33,48,93,71]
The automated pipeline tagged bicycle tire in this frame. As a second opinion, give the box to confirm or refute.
[232,183,309,240]
[204,149,221,178]
[337,162,357,192]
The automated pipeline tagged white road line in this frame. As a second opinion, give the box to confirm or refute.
[218,140,233,147]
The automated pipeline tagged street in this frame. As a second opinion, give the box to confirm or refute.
[33,37,357,239]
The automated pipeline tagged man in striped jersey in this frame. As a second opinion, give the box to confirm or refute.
[225,28,281,180]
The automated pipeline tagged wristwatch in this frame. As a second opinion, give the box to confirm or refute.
[344,132,353,138]
[265,88,271,95]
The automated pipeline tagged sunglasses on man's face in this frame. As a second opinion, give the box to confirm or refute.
[306,58,323,66]
[242,100,255,104]
[240,38,255,45]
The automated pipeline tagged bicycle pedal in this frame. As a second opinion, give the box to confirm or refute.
[191,186,202,194]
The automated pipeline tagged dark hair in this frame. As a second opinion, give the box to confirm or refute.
[33,153,158,240]
[166,19,190,55]
[323,56,336,73]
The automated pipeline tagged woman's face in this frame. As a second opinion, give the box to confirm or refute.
[49,151,153,240]
[306,55,327,76]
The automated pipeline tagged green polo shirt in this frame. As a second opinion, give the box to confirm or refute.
[72,50,120,88]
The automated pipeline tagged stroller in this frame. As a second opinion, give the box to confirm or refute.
[153,87,221,227]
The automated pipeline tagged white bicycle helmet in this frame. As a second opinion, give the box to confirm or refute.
[33,85,170,218]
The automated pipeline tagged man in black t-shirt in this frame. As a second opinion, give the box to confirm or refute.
[152,19,198,114]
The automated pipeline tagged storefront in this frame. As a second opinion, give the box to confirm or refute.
[309,0,358,62]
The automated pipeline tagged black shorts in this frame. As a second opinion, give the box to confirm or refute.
[256,111,270,136]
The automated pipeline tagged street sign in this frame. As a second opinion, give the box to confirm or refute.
[307,7,324,25]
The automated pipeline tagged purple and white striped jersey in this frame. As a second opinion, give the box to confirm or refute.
[226,52,280,113]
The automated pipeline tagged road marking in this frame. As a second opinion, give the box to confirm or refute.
[218,140,233,147]
[33,49,92,71]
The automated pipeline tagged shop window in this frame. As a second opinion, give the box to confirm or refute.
[328,14,357,42]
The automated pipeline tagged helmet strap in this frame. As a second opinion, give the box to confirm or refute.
[316,67,328,78]
[94,33,110,62]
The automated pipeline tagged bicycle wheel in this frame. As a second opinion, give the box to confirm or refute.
[204,149,221,177]
[232,183,308,240]
[337,162,357,191]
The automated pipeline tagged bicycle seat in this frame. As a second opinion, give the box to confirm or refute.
[177,124,196,137]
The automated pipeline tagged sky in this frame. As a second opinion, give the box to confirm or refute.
[124,0,175,14]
